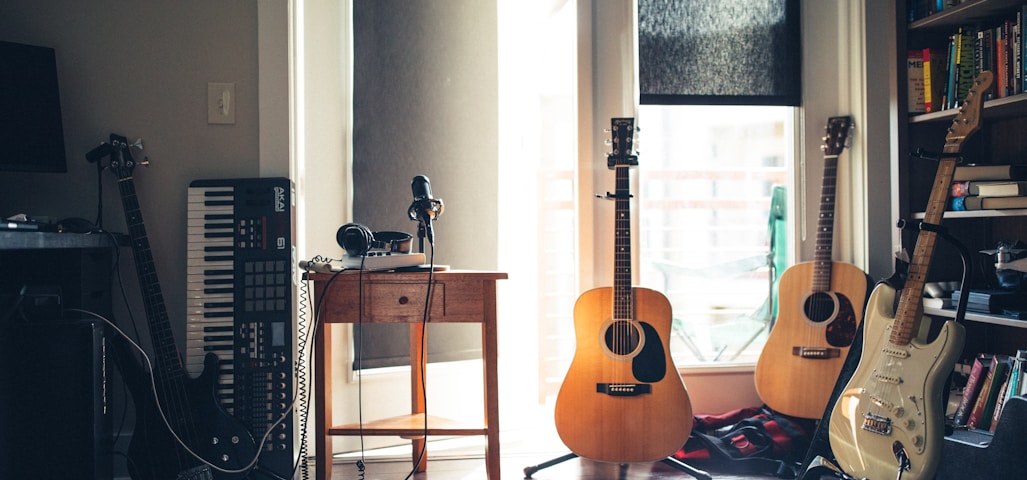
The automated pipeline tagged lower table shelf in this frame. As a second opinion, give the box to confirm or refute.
[329,413,488,438]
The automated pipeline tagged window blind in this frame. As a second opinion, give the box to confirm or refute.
[638,0,801,106]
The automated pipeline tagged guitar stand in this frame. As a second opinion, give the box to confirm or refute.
[522,452,712,480]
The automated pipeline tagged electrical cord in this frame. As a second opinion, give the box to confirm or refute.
[70,302,308,477]
[405,236,435,480]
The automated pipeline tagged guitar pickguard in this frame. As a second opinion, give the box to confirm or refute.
[824,293,858,347]
[633,321,667,383]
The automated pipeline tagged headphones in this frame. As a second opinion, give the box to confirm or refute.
[336,223,413,257]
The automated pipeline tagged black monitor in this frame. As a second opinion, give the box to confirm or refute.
[0,41,67,173]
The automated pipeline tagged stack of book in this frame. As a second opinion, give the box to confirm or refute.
[950,289,1027,314]
[908,6,1027,112]
[953,350,1027,432]
[950,164,1027,211]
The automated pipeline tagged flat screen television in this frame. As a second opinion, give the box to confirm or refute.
[0,40,67,173]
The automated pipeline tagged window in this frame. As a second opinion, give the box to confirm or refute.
[638,105,793,365]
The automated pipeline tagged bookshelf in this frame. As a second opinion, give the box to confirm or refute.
[896,0,1027,475]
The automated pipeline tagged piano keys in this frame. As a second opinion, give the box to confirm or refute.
[186,177,299,479]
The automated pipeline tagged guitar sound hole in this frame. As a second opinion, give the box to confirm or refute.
[804,292,837,323]
[603,320,641,355]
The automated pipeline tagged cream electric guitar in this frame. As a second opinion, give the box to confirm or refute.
[755,115,870,420]
[554,117,693,464]
[828,71,992,480]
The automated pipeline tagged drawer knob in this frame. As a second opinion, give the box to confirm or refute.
[398,296,409,304]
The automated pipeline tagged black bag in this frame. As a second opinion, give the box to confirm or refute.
[672,405,814,478]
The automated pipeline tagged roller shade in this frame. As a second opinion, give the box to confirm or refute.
[638,0,801,106]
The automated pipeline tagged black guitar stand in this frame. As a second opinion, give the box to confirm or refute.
[523,452,711,480]
[797,215,972,480]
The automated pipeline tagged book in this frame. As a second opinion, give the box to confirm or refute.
[997,24,1009,97]
[924,47,946,112]
[974,181,1027,197]
[956,26,976,104]
[989,370,1012,432]
[961,195,1027,210]
[951,290,1027,313]
[952,164,1027,181]
[991,350,1027,431]
[954,354,993,426]
[947,32,958,108]
[947,180,1027,197]
[908,50,927,113]
[967,355,1010,430]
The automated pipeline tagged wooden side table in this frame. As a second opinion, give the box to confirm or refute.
[310,270,507,480]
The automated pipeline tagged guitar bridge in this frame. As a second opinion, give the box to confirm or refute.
[861,412,893,436]
[791,346,841,359]
[596,383,651,396]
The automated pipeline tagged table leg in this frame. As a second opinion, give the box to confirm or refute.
[315,320,333,480]
[483,281,501,479]
[410,322,427,472]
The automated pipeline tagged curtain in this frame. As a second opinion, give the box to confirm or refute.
[638,0,801,106]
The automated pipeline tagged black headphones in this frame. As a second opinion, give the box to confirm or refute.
[336,223,413,257]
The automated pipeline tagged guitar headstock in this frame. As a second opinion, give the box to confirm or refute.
[821,116,853,156]
[944,70,993,151]
[607,117,639,169]
[91,133,146,180]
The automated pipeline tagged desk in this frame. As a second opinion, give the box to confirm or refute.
[310,270,507,480]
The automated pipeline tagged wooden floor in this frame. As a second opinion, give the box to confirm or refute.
[313,404,832,480]
[323,455,789,479]
[317,426,807,480]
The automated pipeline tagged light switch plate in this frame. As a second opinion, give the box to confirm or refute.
[207,82,235,124]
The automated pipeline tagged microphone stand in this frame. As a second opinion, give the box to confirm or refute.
[416,220,428,254]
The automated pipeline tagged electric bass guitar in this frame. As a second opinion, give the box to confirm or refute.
[554,118,693,463]
[828,71,992,480]
[754,116,871,419]
[104,134,257,480]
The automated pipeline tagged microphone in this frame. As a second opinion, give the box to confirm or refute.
[407,175,444,246]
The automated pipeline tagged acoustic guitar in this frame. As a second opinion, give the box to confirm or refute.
[554,118,693,463]
[827,71,992,480]
[103,134,257,480]
[754,116,871,419]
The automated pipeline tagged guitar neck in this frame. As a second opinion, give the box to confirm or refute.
[890,155,956,345]
[116,175,183,379]
[812,153,839,291]
[613,164,632,321]
[891,72,992,345]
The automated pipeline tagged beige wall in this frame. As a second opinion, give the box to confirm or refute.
[0,0,262,340]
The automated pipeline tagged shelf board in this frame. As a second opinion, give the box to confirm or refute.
[912,208,1027,219]
[329,413,487,437]
[909,93,1027,124]
[925,307,1027,328]
[909,0,1026,31]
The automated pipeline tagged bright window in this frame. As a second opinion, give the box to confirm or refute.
[637,105,793,366]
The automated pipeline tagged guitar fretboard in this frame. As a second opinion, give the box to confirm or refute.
[117,176,185,381]
[812,153,839,292]
[613,164,632,321]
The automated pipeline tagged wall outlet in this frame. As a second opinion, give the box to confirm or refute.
[207,82,235,124]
